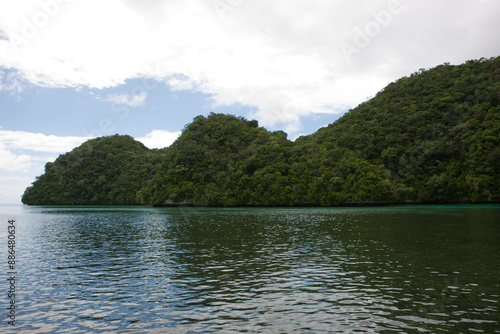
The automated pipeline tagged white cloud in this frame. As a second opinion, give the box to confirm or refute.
[0,129,92,153]
[0,129,91,172]
[0,69,26,94]
[0,143,33,171]
[105,91,148,107]
[0,0,499,132]
[137,129,181,149]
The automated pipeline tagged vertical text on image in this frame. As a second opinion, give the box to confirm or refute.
[6,220,17,326]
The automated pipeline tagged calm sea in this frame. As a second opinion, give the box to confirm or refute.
[0,204,499,333]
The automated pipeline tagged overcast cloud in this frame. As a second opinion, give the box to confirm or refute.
[1,0,499,130]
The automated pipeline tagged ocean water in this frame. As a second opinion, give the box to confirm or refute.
[0,204,499,333]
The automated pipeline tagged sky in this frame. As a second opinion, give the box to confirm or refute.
[0,0,499,204]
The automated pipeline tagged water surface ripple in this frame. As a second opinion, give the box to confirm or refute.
[1,205,499,333]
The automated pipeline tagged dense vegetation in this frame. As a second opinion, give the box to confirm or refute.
[295,57,500,204]
[22,135,161,205]
[22,56,500,206]
[138,114,293,206]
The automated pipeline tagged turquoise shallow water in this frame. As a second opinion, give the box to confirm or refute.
[0,204,499,333]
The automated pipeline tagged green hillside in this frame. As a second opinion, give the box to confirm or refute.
[22,56,500,206]
[138,114,293,206]
[299,57,500,204]
[21,135,161,205]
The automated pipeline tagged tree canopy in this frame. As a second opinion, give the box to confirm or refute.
[22,135,160,205]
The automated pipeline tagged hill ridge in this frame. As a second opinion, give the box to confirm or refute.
[22,56,500,206]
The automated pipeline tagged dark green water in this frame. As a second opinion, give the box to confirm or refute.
[1,205,499,333]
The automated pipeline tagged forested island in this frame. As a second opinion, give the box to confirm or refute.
[22,56,500,206]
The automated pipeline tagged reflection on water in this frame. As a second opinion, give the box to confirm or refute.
[0,205,499,333]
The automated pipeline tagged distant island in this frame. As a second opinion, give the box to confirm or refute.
[22,56,500,206]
